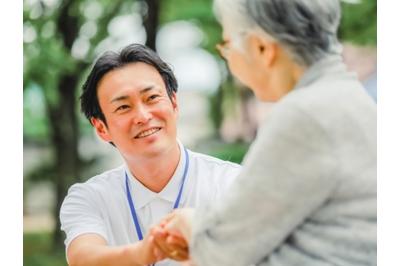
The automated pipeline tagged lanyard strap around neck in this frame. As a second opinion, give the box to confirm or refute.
[125,147,190,241]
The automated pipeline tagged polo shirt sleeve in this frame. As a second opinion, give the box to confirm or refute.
[60,182,108,251]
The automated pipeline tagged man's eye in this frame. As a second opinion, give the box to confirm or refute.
[148,95,160,101]
[116,105,130,112]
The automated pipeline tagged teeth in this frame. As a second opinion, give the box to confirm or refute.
[136,128,160,138]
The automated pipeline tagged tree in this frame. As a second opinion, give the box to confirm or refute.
[143,0,160,50]
[24,0,129,246]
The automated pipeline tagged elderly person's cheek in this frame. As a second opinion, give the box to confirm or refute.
[227,51,255,87]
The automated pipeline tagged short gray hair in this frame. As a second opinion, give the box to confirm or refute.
[214,0,342,66]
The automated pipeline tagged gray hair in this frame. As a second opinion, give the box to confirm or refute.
[214,0,342,66]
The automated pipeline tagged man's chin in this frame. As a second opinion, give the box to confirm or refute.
[139,140,174,157]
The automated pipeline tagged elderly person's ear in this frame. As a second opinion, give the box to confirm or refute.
[247,33,278,68]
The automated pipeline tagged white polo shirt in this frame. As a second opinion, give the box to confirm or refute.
[60,142,241,266]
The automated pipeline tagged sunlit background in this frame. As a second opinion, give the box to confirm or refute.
[23,0,376,265]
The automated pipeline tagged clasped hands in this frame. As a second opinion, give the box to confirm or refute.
[143,208,195,264]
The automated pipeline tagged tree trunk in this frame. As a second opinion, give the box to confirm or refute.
[143,0,160,50]
[48,0,82,248]
[49,73,81,247]
[48,0,124,247]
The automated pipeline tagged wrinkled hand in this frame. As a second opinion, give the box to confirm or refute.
[151,208,195,261]
[151,225,189,261]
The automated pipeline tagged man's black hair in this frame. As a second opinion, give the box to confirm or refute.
[80,43,178,124]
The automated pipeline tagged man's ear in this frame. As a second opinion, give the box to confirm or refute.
[247,33,278,68]
[91,117,112,142]
[170,92,179,112]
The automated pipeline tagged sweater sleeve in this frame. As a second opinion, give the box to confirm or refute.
[190,103,338,266]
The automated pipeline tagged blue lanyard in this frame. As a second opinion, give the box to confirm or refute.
[125,147,190,242]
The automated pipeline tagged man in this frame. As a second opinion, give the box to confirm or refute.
[60,44,241,266]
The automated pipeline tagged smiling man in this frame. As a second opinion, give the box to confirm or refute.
[59,44,241,266]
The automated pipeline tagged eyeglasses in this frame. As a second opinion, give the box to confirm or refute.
[216,39,231,59]
[216,31,249,58]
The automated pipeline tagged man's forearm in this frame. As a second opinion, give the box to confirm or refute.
[68,242,145,266]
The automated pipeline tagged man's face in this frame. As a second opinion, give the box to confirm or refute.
[92,62,178,160]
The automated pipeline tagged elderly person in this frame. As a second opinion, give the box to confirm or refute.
[153,0,377,265]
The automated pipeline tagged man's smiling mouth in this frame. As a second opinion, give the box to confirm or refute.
[135,127,162,139]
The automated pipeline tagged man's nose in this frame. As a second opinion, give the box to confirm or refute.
[133,105,152,125]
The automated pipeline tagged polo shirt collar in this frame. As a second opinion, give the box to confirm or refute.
[124,140,188,210]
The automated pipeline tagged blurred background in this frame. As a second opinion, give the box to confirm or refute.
[23,0,376,265]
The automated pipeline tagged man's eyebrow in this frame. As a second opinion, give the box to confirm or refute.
[110,95,129,103]
[139,86,155,94]
[109,86,157,103]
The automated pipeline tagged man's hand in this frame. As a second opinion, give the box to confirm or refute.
[135,230,167,265]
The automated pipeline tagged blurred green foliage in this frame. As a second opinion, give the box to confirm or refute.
[208,76,242,133]
[201,141,250,164]
[161,0,223,53]
[23,0,127,143]
[24,232,67,266]
[339,1,377,45]
[209,143,249,164]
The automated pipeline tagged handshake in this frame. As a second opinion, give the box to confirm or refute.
[141,208,195,265]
